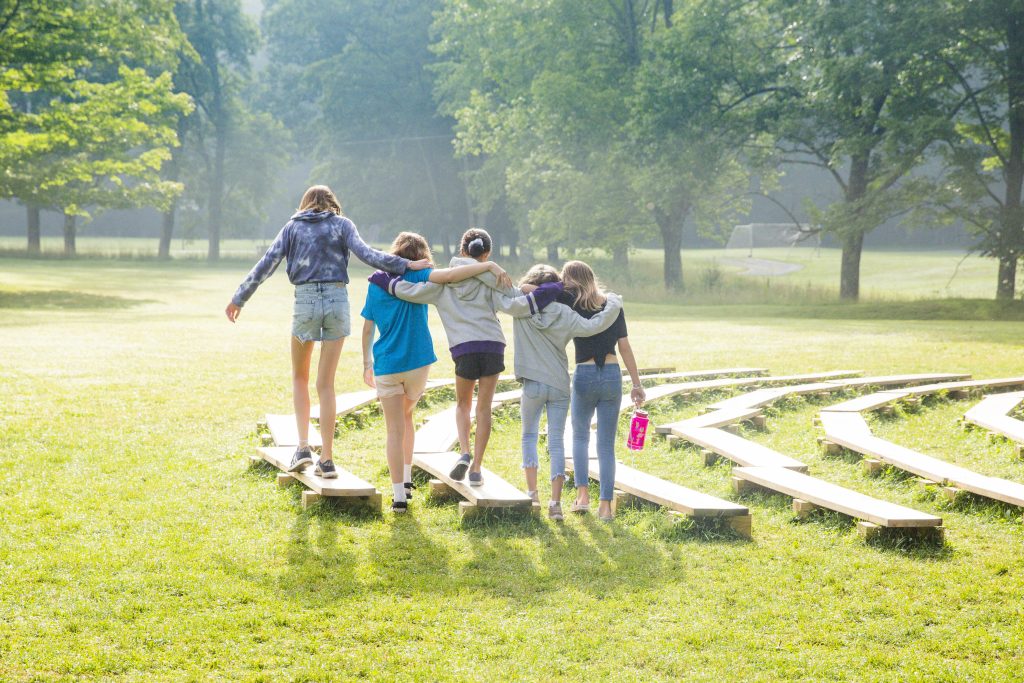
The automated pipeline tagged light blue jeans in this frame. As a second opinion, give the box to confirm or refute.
[520,379,570,479]
[571,363,621,501]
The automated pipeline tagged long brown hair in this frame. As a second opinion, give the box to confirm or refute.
[560,260,606,311]
[298,185,343,215]
[390,231,432,261]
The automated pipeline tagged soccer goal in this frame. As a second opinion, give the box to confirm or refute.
[726,223,820,257]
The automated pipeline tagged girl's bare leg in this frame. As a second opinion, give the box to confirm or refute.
[455,376,476,456]
[403,395,417,471]
[315,338,345,461]
[290,337,315,446]
[471,373,500,472]
[379,394,407,486]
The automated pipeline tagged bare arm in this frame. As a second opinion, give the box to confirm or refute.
[429,260,510,286]
[361,318,375,388]
[617,336,645,407]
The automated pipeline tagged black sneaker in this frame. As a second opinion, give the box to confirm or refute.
[314,459,338,479]
[288,447,313,472]
[391,500,408,514]
[404,481,415,500]
[449,453,471,481]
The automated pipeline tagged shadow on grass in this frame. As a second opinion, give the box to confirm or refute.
[0,288,150,310]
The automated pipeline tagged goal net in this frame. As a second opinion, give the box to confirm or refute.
[726,223,820,255]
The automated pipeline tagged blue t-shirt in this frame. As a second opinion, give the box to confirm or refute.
[360,268,437,376]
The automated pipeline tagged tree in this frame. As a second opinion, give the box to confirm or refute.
[754,0,960,300]
[936,0,1024,299]
[171,0,259,261]
[0,0,190,255]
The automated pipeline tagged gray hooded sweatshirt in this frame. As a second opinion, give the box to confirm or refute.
[370,257,561,358]
[513,293,623,395]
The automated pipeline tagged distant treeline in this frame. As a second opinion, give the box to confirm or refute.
[1,1,1021,300]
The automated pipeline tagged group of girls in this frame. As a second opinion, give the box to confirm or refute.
[227,185,645,520]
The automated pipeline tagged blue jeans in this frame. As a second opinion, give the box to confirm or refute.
[571,363,621,501]
[520,379,570,480]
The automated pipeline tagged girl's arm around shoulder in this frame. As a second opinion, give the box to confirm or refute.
[342,217,429,273]
[367,270,443,304]
[429,260,510,286]
[567,293,623,337]
[493,281,564,318]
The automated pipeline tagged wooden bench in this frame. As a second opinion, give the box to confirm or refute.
[564,457,752,536]
[412,451,534,519]
[732,466,942,540]
[254,446,382,511]
[413,388,523,454]
[823,373,970,389]
[822,376,1024,414]
[668,426,808,471]
[661,407,764,432]
[820,406,1024,508]
[964,392,1024,456]
[635,367,767,382]
[265,413,322,448]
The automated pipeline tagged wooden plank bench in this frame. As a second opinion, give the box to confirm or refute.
[964,392,1024,454]
[821,392,911,413]
[732,466,942,540]
[660,407,764,432]
[822,376,1024,414]
[823,373,970,389]
[669,426,808,471]
[254,446,382,511]
[413,388,523,454]
[265,413,322,448]
[820,408,1024,508]
[564,456,752,536]
[412,451,534,519]
[635,367,767,382]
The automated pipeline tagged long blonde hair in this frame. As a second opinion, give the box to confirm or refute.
[560,260,606,311]
[298,185,343,215]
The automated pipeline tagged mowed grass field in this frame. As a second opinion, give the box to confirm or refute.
[1,249,1024,681]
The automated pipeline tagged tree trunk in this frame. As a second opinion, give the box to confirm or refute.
[27,204,40,255]
[612,244,629,271]
[63,212,76,257]
[208,127,225,261]
[654,208,684,290]
[999,9,1024,299]
[840,231,864,300]
[159,203,176,260]
[547,244,559,262]
[997,255,1018,300]
[840,153,871,301]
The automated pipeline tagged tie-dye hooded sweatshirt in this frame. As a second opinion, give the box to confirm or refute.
[230,210,409,307]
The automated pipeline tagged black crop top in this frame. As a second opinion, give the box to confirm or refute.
[558,291,628,367]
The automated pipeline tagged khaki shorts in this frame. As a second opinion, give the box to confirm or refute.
[375,365,431,400]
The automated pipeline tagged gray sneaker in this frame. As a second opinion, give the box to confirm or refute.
[314,459,337,479]
[449,453,471,481]
[548,501,564,521]
[468,470,484,487]
[288,447,313,472]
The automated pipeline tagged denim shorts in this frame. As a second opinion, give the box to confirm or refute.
[292,282,350,342]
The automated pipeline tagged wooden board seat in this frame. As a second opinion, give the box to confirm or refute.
[892,376,1024,398]
[412,451,533,508]
[821,392,910,413]
[964,392,1024,445]
[670,426,808,471]
[256,446,379,498]
[732,466,942,528]
[266,413,322,448]
[821,407,1024,508]
[657,407,763,433]
[413,388,523,454]
[823,373,970,389]
[636,367,767,382]
[565,456,749,518]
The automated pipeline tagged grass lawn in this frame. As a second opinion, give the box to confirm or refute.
[1,253,1023,681]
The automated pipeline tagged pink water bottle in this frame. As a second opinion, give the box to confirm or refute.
[627,409,649,451]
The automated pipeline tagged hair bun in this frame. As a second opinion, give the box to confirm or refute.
[468,238,485,256]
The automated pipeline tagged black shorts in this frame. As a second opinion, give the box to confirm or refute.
[454,352,505,381]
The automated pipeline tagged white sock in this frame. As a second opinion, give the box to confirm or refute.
[298,440,309,450]
[403,464,413,482]
[528,490,538,499]
[392,483,407,502]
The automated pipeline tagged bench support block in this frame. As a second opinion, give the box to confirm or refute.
[942,486,963,503]
[429,479,458,500]
[302,490,321,509]
[916,478,938,492]
[947,389,970,400]
[727,514,752,539]
[722,424,741,436]
[666,435,683,449]
[276,473,296,488]
[792,498,818,519]
[859,520,944,544]
[702,449,721,467]
[817,438,843,456]
[731,476,751,495]
[1017,444,1024,460]
[861,458,883,476]
[857,521,881,541]
[750,415,768,431]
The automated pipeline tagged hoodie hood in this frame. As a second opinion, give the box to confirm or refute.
[447,256,491,300]
[290,209,336,223]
